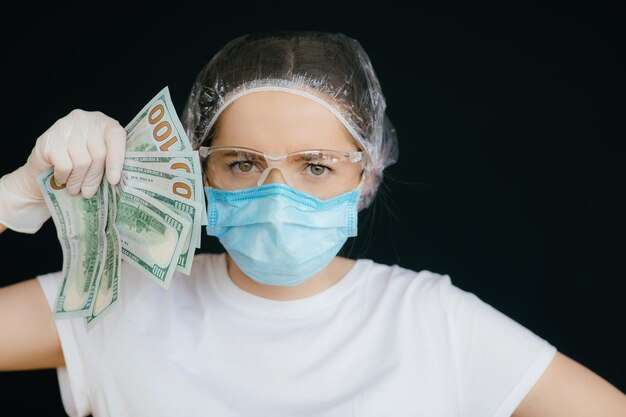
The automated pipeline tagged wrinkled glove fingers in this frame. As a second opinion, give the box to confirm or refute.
[103,119,127,185]
[65,136,92,195]
[81,133,107,198]
[48,145,73,186]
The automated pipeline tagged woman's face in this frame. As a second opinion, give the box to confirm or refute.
[205,90,364,199]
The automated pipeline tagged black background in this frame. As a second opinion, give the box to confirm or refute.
[1,1,624,415]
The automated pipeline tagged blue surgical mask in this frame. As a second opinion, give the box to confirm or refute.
[204,183,361,286]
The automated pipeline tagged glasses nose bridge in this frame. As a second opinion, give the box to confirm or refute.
[257,151,292,186]
[263,151,288,165]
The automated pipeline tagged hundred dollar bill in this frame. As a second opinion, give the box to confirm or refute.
[122,160,204,245]
[121,179,201,275]
[122,160,203,209]
[125,150,207,228]
[115,185,191,289]
[124,151,202,177]
[37,169,107,319]
[125,86,192,153]
[86,181,122,330]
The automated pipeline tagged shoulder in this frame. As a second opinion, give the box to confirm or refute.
[357,258,457,298]
[357,257,447,282]
[354,258,471,316]
[354,258,527,333]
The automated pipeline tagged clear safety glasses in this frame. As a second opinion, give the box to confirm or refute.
[199,146,366,199]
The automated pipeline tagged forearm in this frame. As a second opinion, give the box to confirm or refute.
[0,223,6,234]
[0,165,51,234]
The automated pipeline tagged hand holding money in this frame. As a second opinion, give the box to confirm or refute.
[36,87,206,330]
[0,110,126,233]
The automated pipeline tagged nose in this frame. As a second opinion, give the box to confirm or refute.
[258,167,291,186]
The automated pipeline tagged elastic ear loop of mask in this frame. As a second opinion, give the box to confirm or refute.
[356,171,366,190]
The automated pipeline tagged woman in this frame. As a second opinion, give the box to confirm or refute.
[0,31,624,417]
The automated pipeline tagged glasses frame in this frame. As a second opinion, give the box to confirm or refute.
[198,145,365,188]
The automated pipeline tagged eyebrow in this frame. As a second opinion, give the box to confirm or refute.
[291,152,326,161]
[223,150,260,159]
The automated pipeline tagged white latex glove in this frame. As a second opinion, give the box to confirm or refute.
[0,109,126,233]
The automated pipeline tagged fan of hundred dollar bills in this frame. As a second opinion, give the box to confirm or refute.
[37,87,206,330]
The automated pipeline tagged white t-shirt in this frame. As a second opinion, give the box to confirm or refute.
[37,252,556,417]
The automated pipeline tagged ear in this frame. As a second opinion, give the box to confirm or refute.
[201,163,211,187]
[357,170,378,211]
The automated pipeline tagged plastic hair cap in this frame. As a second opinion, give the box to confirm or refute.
[181,31,399,210]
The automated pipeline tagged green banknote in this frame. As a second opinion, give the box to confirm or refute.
[124,151,202,177]
[125,86,193,153]
[40,87,207,329]
[124,150,207,227]
[115,185,191,289]
[122,160,204,247]
[86,181,122,330]
[37,169,108,319]
[119,180,201,275]
[121,160,203,209]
